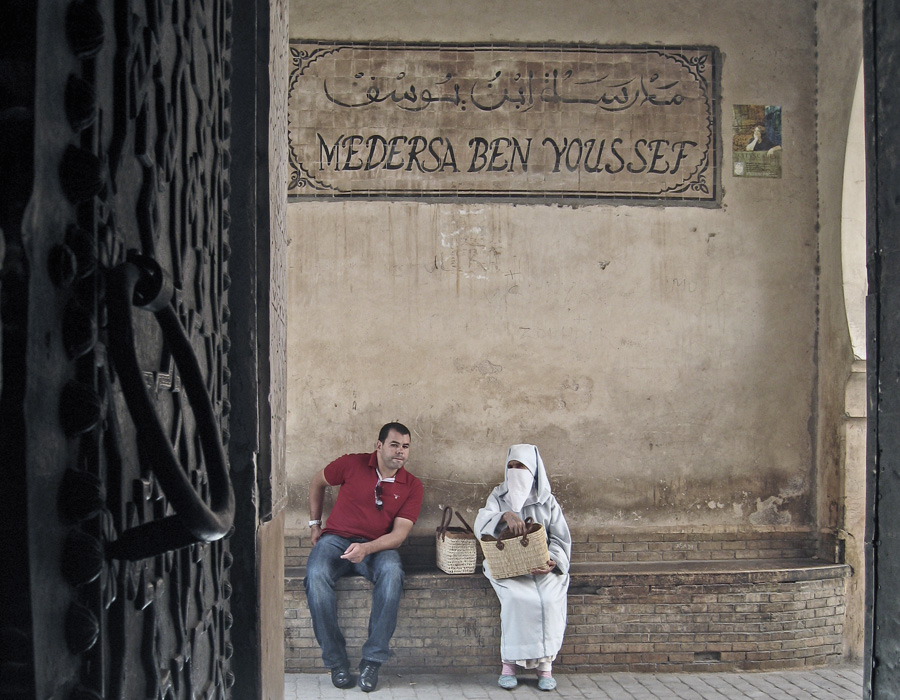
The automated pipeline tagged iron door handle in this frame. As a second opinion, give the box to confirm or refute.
[105,255,235,560]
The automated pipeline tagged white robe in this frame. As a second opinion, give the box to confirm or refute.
[475,446,572,663]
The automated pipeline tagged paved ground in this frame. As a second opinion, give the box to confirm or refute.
[285,664,864,699]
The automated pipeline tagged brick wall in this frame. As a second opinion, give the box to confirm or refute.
[285,562,848,674]
[563,567,847,672]
[284,527,821,569]
[284,528,848,674]
[571,529,819,563]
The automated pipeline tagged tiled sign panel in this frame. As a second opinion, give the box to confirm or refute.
[288,42,719,202]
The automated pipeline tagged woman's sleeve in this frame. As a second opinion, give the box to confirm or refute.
[474,490,505,538]
[547,498,572,575]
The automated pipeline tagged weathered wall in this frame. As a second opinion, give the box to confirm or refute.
[816,0,863,541]
[815,0,864,659]
[284,0,854,537]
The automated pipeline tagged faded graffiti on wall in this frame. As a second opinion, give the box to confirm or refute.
[288,42,720,203]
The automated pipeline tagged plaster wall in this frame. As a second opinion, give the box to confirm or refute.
[815,0,864,658]
[815,1,862,540]
[284,0,854,537]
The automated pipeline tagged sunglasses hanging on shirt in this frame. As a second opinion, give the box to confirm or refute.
[374,468,396,511]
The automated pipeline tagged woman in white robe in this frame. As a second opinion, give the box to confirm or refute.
[474,444,571,691]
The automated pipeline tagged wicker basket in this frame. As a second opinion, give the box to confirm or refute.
[478,518,550,579]
[435,507,477,574]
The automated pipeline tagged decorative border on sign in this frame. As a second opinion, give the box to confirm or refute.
[288,42,720,204]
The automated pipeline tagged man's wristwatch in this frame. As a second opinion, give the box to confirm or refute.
[308,519,322,528]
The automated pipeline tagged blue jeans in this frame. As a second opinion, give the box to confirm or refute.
[304,534,405,668]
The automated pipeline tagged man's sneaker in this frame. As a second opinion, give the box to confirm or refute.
[330,664,353,689]
[358,660,381,692]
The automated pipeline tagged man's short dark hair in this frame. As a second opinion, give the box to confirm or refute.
[378,422,411,443]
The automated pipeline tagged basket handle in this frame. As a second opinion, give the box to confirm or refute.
[436,506,453,542]
[455,511,474,534]
[495,517,534,550]
[437,507,475,541]
[521,517,533,546]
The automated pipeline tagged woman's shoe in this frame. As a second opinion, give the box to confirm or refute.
[498,674,518,689]
[537,676,557,691]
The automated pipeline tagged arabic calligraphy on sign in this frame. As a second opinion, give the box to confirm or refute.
[288,42,718,202]
[321,67,686,113]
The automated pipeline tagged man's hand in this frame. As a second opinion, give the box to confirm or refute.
[310,524,323,546]
[308,470,331,547]
[530,559,556,575]
[501,511,528,536]
[341,541,371,564]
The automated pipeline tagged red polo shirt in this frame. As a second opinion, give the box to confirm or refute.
[322,451,423,540]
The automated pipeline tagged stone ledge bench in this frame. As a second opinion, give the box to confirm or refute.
[284,530,849,674]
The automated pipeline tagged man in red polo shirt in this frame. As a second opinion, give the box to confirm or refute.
[304,422,423,692]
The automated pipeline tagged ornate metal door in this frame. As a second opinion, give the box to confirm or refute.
[2,1,242,697]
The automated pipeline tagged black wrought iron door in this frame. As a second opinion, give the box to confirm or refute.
[15,1,237,698]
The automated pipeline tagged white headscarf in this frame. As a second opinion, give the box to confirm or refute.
[499,443,553,510]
